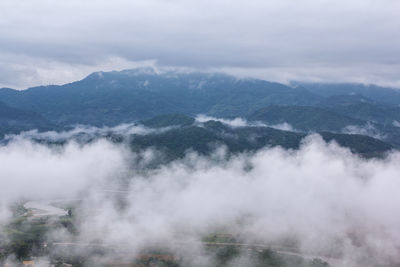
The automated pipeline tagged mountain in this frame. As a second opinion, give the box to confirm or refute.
[300,83,400,106]
[0,68,399,155]
[205,82,321,117]
[247,106,365,132]
[131,115,392,159]
[318,131,392,157]
[140,114,195,128]
[247,105,400,147]
[0,101,54,138]
[317,93,376,106]
[316,94,400,125]
[0,69,321,126]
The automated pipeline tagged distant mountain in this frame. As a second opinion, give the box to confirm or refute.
[0,68,321,126]
[205,82,321,117]
[318,93,376,106]
[0,101,54,138]
[300,83,400,106]
[316,94,400,125]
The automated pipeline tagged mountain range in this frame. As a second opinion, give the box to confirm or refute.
[1,68,400,156]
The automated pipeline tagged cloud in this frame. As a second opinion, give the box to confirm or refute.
[1,131,400,266]
[195,115,253,128]
[3,123,171,143]
[195,114,296,131]
[0,53,156,89]
[0,139,128,202]
[342,122,387,140]
[1,0,400,89]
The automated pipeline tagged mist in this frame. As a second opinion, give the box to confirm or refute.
[2,123,167,143]
[342,123,386,140]
[195,115,296,131]
[1,128,400,266]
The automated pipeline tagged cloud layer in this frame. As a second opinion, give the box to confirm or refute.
[1,0,400,88]
[1,130,400,266]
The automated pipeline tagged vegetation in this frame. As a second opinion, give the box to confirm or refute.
[0,101,54,138]
[129,115,393,160]
[0,70,321,126]
[1,203,76,264]
[1,204,332,267]
[248,105,400,147]
[141,114,195,128]
[247,105,364,132]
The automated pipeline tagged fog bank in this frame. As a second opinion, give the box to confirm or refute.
[1,134,400,266]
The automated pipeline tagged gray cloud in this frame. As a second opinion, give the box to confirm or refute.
[1,0,400,89]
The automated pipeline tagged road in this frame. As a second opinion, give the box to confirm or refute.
[52,241,341,266]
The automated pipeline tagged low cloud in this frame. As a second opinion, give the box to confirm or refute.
[3,123,171,143]
[195,115,296,131]
[0,139,128,202]
[1,131,400,266]
[195,115,255,128]
[342,123,386,140]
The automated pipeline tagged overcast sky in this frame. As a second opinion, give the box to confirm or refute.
[1,0,400,89]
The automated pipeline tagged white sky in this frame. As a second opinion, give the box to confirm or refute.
[1,0,400,89]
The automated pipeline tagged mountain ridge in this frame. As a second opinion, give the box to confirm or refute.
[1,68,400,152]
[0,69,322,126]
